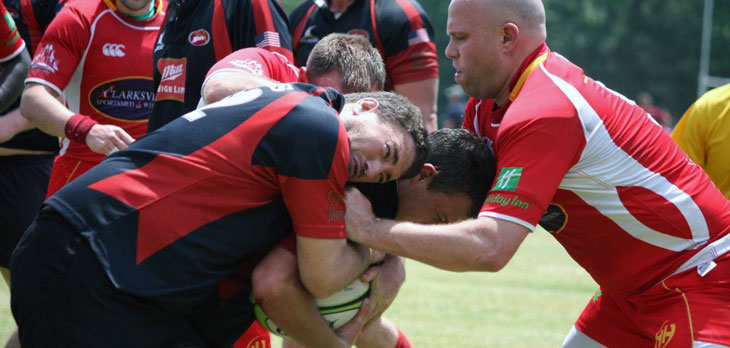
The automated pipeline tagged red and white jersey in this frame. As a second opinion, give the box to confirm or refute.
[26,0,166,163]
[467,44,730,295]
[201,47,304,98]
[0,1,25,62]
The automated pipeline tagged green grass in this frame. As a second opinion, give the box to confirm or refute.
[0,228,597,347]
[385,228,598,347]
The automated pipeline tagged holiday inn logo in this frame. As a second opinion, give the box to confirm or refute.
[494,167,523,192]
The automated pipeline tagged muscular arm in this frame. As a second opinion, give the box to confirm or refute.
[253,246,368,348]
[0,49,30,111]
[345,188,530,272]
[296,236,383,299]
[254,246,405,348]
[21,83,134,154]
[20,83,74,137]
[393,77,438,133]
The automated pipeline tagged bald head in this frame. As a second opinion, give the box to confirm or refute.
[481,0,546,38]
[445,0,546,102]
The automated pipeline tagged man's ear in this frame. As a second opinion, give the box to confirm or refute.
[415,163,437,183]
[352,97,380,115]
[501,22,519,50]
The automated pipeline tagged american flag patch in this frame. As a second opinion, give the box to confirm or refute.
[407,28,430,46]
[256,31,281,48]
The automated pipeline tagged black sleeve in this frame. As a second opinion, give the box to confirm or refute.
[34,0,63,30]
[0,48,29,112]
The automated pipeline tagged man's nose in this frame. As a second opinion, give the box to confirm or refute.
[445,39,457,59]
[364,160,390,179]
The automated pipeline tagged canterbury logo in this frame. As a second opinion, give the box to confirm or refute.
[654,321,676,348]
[102,43,126,57]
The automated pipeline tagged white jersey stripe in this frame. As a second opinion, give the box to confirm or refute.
[539,64,710,252]
[478,211,536,231]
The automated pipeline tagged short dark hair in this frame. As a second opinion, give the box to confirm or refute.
[344,91,428,180]
[426,129,495,218]
[306,34,386,93]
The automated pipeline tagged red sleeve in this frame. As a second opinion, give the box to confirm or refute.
[479,103,585,229]
[0,2,25,62]
[204,47,300,83]
[281,121,349,239]
[25,4,89,95]
[383,0,438,86]
[386,42,438,86]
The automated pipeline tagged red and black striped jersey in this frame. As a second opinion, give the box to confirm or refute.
[149,0,293,132]
[1,0,64,151]
[0,1,23,61]
[289,0,438,91]
[47,83,349,310]
[2,0,65,56]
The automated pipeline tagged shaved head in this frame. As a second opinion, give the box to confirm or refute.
[445,0,547,102]
[481,0,546,37]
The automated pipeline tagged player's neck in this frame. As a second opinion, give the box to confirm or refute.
[116,0,154,18]
[328,0,354,13]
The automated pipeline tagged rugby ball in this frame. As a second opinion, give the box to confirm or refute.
[253,278,371,338]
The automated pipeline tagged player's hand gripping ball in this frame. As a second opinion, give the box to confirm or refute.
[253,278,371,337]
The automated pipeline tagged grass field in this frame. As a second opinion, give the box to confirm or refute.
[0,228,597,347]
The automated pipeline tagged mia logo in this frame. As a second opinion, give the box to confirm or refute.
[188,29,210,46]
[493,167,522,192]
[654,321,676,348]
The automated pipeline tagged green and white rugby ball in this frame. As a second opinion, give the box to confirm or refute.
[254,278,370,338]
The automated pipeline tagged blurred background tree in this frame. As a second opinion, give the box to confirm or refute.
[280,0,730,127]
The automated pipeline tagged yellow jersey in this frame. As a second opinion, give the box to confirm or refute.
[672,84,730,198]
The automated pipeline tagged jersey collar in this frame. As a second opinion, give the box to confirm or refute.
[507,43,549,102]
[102,0,164,18]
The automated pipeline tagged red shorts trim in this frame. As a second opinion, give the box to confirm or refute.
[233,321,270,348]
[574,255,730,347]
[46,156,98,198]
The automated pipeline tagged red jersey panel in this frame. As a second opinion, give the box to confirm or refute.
[26,0,165,163]
[46,83,348,305]
[0,1,24,61]
[202,47,304,99]
[470,45,730,295]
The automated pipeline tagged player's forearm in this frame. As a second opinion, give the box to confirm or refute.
[0,50,30,111]
[298,239,380,299]
[0,108,36,143]
[253,253,345,348]
[356,218,526,272]
[20,84,74,137]
[393,78,438,133]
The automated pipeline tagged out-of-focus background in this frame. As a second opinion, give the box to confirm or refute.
[1,1,728,347]
[282,0,730,128]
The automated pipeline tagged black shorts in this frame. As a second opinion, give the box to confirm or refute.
[0,154,52,268]
[188,285,257,347]
[10,208,206,348]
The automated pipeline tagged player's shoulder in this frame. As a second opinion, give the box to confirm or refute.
[50,0,106,26]
[289,0,316,25]
[374,0,430,23]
